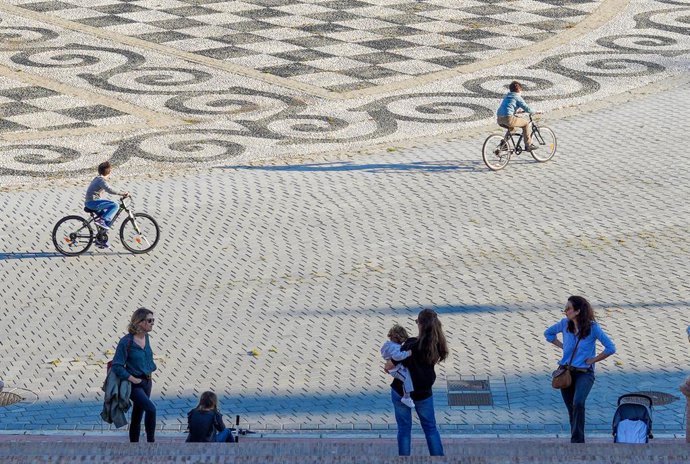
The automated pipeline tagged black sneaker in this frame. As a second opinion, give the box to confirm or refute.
[525,143,540,151]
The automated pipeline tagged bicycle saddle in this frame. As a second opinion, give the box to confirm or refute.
[84,207,98,214]
[499,123,514,130]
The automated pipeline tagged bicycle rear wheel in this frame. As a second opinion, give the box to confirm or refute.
[120,213,160,254]
[52,216,94,256]
[531,126,557,162]
[482,134,511,171]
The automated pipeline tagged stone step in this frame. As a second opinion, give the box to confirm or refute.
[0,438,689,463]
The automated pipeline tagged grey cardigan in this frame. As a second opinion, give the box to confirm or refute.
[101,369,131,428]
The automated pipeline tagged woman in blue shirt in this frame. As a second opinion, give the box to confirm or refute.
[112,307,158,442]
[544,296,616,443]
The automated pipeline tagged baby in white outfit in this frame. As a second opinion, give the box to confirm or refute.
[381,324,415,408]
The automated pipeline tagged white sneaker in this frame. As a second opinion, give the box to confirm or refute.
[401,396,415,409]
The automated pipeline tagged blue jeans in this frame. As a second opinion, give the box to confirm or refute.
[85,199,118,224]
[215,428,235,443]
[391,389,444,456]
[129,379,156,442]
[560,370,595,443]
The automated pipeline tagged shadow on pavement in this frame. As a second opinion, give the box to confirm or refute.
[0,251,131,260]
[261,301,690,319]
[221,160,489,173]
[0,369,685,431]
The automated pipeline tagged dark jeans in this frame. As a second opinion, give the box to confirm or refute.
[391,389,444,456]
[215,428,235,443]
[560,370,595,443]
[129,379,156,442]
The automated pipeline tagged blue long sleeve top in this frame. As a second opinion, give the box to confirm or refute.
[111,333,157,380]
[544,319,616,369]
[497,92,534,117]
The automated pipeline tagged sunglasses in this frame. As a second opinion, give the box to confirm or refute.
[142,318,155,324]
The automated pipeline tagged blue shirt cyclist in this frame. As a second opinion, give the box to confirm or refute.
[496,81,540,151]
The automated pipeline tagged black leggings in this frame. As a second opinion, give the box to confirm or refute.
[129,379,156,442]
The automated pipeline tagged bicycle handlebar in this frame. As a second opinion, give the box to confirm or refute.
[119,195,133,209]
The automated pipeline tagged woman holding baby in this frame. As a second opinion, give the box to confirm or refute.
[384,308,448,456]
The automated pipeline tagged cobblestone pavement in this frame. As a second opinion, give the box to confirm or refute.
[0,74,689,433]
[0,0,689,186]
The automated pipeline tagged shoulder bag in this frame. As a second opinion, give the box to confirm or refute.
[551,335,582,389]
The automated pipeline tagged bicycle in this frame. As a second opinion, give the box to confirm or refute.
[482,113,557,171]
[52,196,160,256]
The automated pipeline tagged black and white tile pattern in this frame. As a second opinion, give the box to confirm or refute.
[0,78,137,134]
[10,0,601,91]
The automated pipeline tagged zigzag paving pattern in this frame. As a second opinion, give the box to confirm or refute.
[0,0,689,436]
[0,77,689,434]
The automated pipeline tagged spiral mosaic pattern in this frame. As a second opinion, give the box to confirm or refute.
[0,0,688,182]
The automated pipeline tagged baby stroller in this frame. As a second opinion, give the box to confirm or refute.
[612,393,653,443]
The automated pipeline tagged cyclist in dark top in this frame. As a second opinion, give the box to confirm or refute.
[385,308,449,456]
[187,391,234,443]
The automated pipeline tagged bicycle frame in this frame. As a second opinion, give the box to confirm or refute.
[109,197,134,226]
[77,197,135,232]
[502,114,543,154]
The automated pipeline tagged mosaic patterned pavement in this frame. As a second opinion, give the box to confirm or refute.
[0,78,138,134]
[8,0,601,92]
[0,0,688,185]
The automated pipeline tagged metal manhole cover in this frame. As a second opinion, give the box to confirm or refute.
[447,379,493,407]
[625,391,680,406]
[448,392,493,406]
[447,379,490,391]
[0,392,23,407]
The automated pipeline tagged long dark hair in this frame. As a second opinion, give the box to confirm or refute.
[416,308,449,365]
[195,391,218,412]
[566,296,595,338]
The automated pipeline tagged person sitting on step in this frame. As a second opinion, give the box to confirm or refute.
[186,391,235,443]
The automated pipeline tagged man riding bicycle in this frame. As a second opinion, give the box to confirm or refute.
[497,81,540,152]
[85,161,129,248]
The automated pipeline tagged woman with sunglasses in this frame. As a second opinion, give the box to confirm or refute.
[112,307,158,442]
[385,308,448,456]
[544,296,616,443]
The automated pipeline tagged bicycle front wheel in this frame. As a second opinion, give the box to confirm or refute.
[482,134,511,171]
[531,126,557,162]
[52,215,94,256]
[120,213,160,254]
